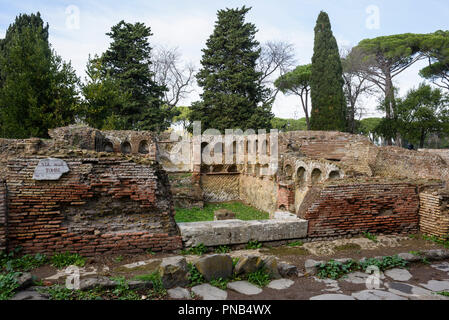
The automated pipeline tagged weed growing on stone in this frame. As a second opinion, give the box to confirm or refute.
[0,272,20,300]
[0,248,48,272]
[246,240,262,250]
[51,252,86,269]
[187,263,205,287]
[41,285,76,300]
[209,278,229,290]
[422,234,449,248]
[214,246,231,254]
[110,277,141,300]
[287,241,304,247]
[114,256,124,263]
[247,267,271,288]
[437,291,449,297]
[182,243,207,256]
[316,255,408,280]
[134,272,166,298]
[362,232,378,243]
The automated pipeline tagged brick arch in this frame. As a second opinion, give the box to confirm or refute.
[121,141,132,154]
[138,140,149,154]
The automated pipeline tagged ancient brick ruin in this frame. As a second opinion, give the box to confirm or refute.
[0,125,448,256]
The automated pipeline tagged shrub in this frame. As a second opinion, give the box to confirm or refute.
[51,252,86,269]
[246,240,262,250]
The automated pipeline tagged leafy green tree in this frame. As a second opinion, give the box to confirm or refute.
[419,30,449,91]
[77,55,130,129]
[396,84,447,148]
[100,21,169,131]
[271,117,307,132]
[0,12,79,139]
[190,6,273,133]
[351,33,424,144]
[275,64,312,130]
[172,106,192,131]
[356,117,382,143]
[310,11,347,132]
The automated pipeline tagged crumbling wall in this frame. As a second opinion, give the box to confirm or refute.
[169,172,203,208]
[0,180,6,252]
[300,181,420,238]
[5,157,181,256]
[418,149,449,164]
[419,190,449,239]
[372,147,449,181]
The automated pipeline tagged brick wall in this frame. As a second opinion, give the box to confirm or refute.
[419,190,449,239]
[277,184,295,212]
[4,157,182,256]
[201,174,240,202]
[299,182,419,238]
[0,180,6,252]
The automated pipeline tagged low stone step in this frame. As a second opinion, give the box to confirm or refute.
[178,219,308,247]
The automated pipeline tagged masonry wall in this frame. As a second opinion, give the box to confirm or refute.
[201,174,240,202]
[239,174,277,214]
[4,157,182,256]
[299,182,420,238]
[419,190,449,239]
[0,180,6,252]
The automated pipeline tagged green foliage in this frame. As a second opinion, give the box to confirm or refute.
[209,277,229,290]
[419,30,449,90]
[214,246,231,254]
[42,285,76,301]
[422,234,449,248]
[51,252,86,269]
[316,256,408,280]
[271,118,308,132]
[172,106,192,130]
[182,244,207,256]
[110,277,141,300]
[175,202,269,223]
[316,259,359,280]
[0,12,80,138]
[310,11,347,132]
[114,256,124,263]
[437,291,449,297]
[190,6,273,132]
[187,263,205,287]
[0,248,47,272]
[98,20,170,132]
[77,55,130,130]
[394,84,448,148]
[275,65,312,130]
[362,232,378,243]
[0,272,20,300]
[246,240,262,250]
[287,241,304,247]
[134,272,166,298]
[356,118,383,142]
[247,267,271,288]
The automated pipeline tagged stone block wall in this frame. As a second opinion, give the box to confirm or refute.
[0,180,6,252]
[4,157,182,256]
[419,190,449,239]
[299,182,420,238]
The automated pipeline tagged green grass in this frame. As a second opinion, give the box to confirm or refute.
[51,252,86,269]
[175,202,269,223]
[437,291,449,297]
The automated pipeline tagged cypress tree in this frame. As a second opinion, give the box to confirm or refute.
[0,12,79,138]
[310,11,347,132]
[190,6,273,132]
[101,21,169,131]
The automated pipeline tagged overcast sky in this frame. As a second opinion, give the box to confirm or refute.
[1,0,448,119]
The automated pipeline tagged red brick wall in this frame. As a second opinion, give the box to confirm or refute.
[277,184,295,212]
[300,183,419,238]
[4,158,182,256]
[419,190,449,239]
[0,180,6,252]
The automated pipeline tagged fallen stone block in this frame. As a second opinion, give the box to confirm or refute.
[159,256,189,289]
[227,281,262,295]
[192,284,227,300]
[214,209,236,221]
[195,254,233,281]
[234,255,263,275]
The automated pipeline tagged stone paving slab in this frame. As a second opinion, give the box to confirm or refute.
[352,290,407,300]
[267,279,295,290]
[168,287,191,300]
[420,280,449,292]
[386,282,434,298]
[227,281,262,295]
[192,284,227,300]
[430,262,449,273]
[384,268,412,282]
[310,294,355,300]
